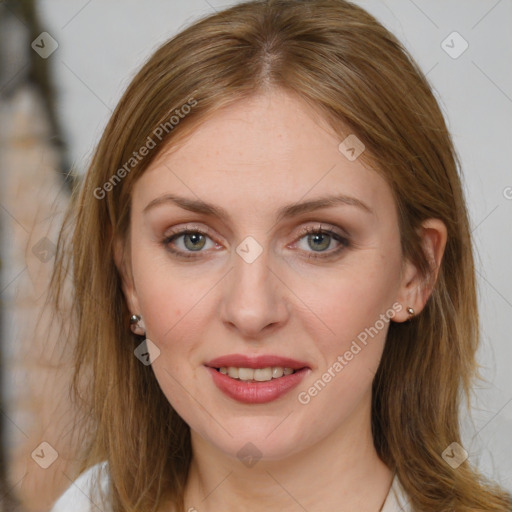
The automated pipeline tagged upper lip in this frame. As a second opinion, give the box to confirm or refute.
[205,354,309,370]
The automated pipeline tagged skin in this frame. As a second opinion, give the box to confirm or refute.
[116,88,447,512]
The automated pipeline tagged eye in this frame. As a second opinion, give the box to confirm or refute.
[162,226,218,259]
[294,224,350,259]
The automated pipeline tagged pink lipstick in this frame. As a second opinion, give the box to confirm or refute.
[204,354,310,404]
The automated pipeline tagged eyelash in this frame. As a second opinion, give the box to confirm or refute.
[161,224,350,261]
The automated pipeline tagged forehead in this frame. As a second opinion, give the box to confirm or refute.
[133,89,394,221]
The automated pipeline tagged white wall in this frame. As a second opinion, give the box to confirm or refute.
[36,0,512,491]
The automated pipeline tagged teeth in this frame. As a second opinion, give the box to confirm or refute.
[218,366,296,381]
[254,368,272,381]
[227,367,239,378]
[238,368,254,381]
[272,367,284,378]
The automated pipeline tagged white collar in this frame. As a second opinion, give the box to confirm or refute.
[381,474,411,512]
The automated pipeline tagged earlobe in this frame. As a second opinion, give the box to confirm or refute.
[129,314,146,336]
[392,258,421,323]
[393,218,448,323]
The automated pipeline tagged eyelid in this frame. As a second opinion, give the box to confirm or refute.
[163,223,216,240]
[163,222,348,242]
[294,222,349,239]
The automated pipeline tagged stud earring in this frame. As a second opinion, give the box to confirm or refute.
[129,314,146,335]
[406,306,415,319]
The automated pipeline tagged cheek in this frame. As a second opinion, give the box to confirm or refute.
[297,252,401,355]
[130,241,205,344]
[291,252,402,415]
[134,263,210,422]
[294,274,395,431]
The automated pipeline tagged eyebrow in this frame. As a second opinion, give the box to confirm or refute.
[143,192,374,221]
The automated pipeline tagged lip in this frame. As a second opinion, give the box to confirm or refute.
[204,354,311,404]
[205,354,309,370]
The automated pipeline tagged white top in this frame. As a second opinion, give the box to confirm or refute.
[50,461,412,511]
[50,461,111,512]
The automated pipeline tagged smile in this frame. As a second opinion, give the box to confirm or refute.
[215,366,295,381]
[204,354,310,404]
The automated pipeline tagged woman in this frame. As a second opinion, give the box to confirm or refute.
[49,0,512,511]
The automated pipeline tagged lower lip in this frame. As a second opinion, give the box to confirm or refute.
[206,367,309,404]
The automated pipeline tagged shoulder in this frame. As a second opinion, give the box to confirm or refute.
[49,461,111,512]
[381,473,412,512]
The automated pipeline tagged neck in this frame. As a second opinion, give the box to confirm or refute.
[182,391,393,512]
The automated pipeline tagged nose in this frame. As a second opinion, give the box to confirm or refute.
[219,244,290,339]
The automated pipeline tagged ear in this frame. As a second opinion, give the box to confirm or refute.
[392,218,447,322]
[113,234,141,319]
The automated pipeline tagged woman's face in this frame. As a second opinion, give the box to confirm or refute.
[120,88,414,462]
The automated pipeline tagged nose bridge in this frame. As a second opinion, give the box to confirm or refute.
[220,235,288,335]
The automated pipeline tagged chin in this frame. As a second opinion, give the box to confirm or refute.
[189,412,325,463]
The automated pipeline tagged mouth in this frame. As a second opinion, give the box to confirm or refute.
[204,354,310,404]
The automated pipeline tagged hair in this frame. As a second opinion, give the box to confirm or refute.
[49,0,512,511]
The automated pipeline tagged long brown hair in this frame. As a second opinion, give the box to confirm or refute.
[50,0,512,510]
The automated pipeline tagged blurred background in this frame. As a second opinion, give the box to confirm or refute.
[0,0,511,510]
